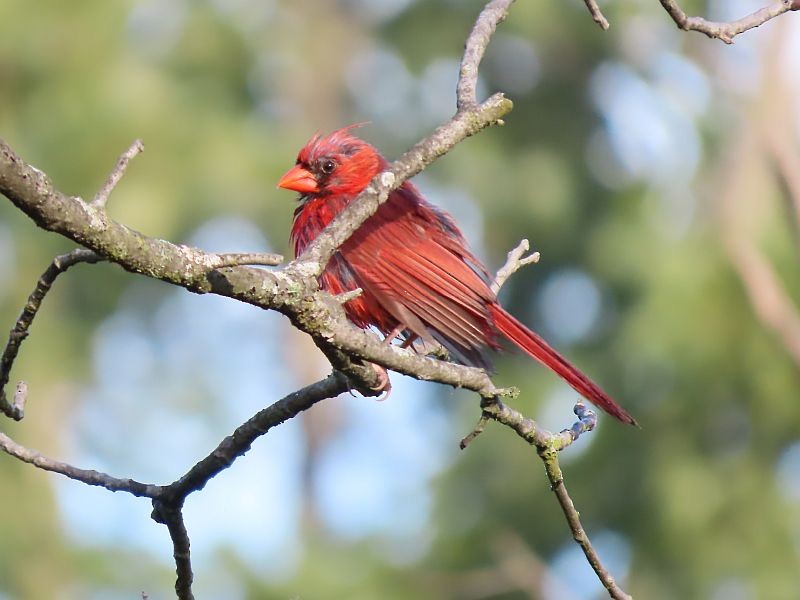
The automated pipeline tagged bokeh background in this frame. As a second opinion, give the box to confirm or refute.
[1,0,800,598]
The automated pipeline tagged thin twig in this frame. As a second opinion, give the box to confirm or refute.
[92,139,144,207]
[658,0,798,44]
[459,411,491,449]
[478,396,596,451]
[468,397,626,597]
[583,0,610,30]
[539,449,631,600]
[491,238,540,295]
[0,430,159,496]
[0,248,102,420]
[457,0,516,110]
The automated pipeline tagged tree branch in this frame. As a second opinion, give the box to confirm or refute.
[1,248,103,420]
[658,0,798,44]
[0,1,640,597]
[0,429,159,496]
[151,500,194,600]
[491,238,540,295]
[457,0,515,110]
[461,398,628,598]
[161,372,349,501]
[92,139,144,208]
[583,0,611,30]
[539,447,632,600]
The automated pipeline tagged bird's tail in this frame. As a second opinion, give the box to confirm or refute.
[490,304,637,426]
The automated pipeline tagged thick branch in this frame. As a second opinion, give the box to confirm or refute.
[0,140,291,300]
[658,0,798,43]
[0,1,636,595]
[0,138,499,399]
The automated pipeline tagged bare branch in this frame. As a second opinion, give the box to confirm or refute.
[0,1,638,596]
[162,372,349,501]
[0,430,159,496]
[459,411,491,450]
[0,133,497,395]
[92,139,144,208]
[478,396,597,451]
[457,0,515,110]
[583,0,611,30]
[151,500,194,600]
[1,248,102,420]
[539,448,632,600]
[491,238,540,295]
[463,397,627,598]
[658,0,798,44]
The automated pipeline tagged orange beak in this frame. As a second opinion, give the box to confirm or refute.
[277,165,319,194]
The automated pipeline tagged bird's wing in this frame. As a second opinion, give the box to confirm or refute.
[341,184,499,368]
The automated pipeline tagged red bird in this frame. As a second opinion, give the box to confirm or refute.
[278,127,636,425]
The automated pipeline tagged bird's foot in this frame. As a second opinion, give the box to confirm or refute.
[369,363,392,401]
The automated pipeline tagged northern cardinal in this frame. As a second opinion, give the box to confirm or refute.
[278,127,636,425]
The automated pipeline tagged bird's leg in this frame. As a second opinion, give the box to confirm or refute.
[383,324,405,345]
[382,324,418,350]
[362,325,412,401]
[401,334,418,349]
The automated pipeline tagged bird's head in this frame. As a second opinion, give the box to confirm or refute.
[277,125,384,198]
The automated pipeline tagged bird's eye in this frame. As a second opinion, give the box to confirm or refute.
[320,159,336,174]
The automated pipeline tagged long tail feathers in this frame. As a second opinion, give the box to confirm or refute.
[490,304,637,426]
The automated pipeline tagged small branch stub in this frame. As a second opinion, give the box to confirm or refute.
[492,238,540,295]
[583,0,611,30]
[92,139,144,208]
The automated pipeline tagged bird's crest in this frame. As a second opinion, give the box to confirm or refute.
[296,123,370,165]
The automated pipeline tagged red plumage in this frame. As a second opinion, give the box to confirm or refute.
[278,127,636,425]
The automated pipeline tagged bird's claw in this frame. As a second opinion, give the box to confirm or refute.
[369,363,392,401]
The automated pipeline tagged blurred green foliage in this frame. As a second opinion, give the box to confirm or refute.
[2,1,800,599]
